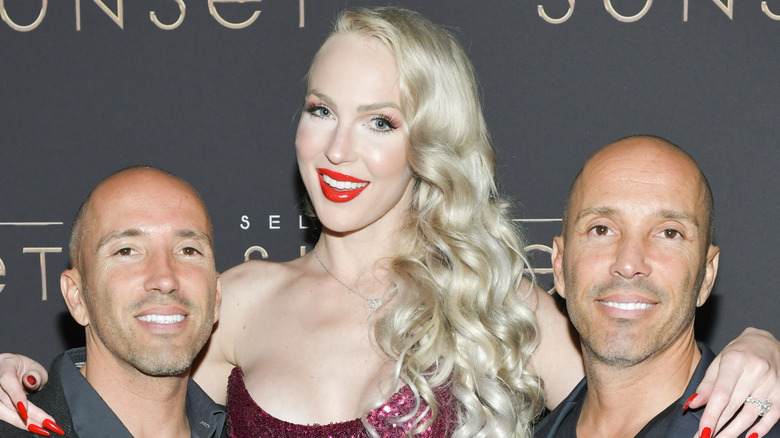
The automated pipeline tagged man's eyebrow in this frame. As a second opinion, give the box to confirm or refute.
[575,207,700,227]
[658,209,700,227]
[575,207,617,223]
[96,229,213,250]
[96,229,144,250]
[177,230,213,246]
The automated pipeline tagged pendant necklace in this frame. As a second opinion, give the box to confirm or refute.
[313,246,383,310]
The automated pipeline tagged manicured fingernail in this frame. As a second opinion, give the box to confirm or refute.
[27,424,51,436]
[682,393,697,411]
[27,375,37,386]
[43,419,64,436]
[748,433,759,438]
[17,401,28,422]
[701,427,711,438]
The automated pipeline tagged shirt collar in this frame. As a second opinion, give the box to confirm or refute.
[60,347,225,438]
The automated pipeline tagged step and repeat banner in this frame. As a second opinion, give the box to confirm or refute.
[2,0,779,367]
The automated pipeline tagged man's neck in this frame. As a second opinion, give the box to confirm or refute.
[577,333,701,438]
[81,346,192,438]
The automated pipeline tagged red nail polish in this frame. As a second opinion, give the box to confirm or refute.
[683,393,698,411]
[27,424,51,437]
[748,434,759,438]
[16,401,28,422]
[701,427,712,438]
[42,419,64,436]
[27,375,37,386]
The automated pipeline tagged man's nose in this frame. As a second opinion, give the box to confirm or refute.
[144,251,179,294]
[610,234,651,279]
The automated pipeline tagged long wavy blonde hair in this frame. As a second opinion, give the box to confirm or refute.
[308,7,544,437]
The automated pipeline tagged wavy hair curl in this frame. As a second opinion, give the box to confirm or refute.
[309,7,544,437]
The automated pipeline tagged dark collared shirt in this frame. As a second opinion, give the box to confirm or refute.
[61,348,226,438]
[535,343,723,438]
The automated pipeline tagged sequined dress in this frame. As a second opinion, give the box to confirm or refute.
[227,367,455,437]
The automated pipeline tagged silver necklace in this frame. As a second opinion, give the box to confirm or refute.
[313,246,383,310]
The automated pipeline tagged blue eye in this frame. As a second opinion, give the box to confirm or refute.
[369,116,397,132]
[306,105,333,119]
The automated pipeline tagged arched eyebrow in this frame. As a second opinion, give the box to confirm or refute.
[307,90,401,114]
[357,102,401,113]
[306,90,337,110]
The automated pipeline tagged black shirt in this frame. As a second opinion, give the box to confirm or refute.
[535,343,716,438]
[0,348,226,437]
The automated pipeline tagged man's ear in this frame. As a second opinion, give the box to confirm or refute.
[213,274,222,324]
[552,236,567,298]
[61,269,89,327]
[696,245,720,307]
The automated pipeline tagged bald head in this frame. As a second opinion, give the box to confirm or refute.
[562,135,714,247]
[69,166,213,270]
[60,166,221,379]
[552,135,721,372]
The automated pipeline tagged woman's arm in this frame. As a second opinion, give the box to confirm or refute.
[524,283,583,410]
[191,262,260,405]
[190,303,239,406]
[690,327,780,438]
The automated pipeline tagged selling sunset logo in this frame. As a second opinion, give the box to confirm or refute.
[538,0,780,23]
[238,213,560,292]
[1,0,306,32]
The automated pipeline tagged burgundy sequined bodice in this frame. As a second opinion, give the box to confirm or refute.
[227,367,455,437]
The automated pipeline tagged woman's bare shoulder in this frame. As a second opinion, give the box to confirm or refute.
[220,258,303,298]
[213,259,306,332]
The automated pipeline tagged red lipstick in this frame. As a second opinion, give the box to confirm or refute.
[317,168,369,203]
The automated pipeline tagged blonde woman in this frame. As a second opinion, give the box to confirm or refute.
[211,7,544,436]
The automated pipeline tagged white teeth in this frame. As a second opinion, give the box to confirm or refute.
[137,314,185,324]
[601,301,654,310]
[321,173,368,190]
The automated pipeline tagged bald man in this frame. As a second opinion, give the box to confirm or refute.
[0,167,226,437]
[535,136,777,438]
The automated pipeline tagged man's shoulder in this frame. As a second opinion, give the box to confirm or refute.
[534,378,587,438]
[27,376,73,419]
[0,360,77,437]
[0,419,78,438]
[0,422,40,437]
[28,352,72,409]
[185,377,228,438]
[25,352,78,436]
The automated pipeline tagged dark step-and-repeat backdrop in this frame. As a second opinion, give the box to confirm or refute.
[2,0,778,368]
